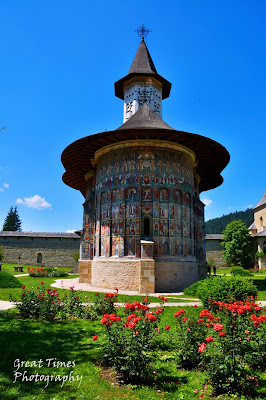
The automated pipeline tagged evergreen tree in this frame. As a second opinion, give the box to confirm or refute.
[205,208,254,234]
[221,220,253,268]
[2,206,22,231]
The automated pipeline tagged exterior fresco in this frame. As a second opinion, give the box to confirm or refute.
[80,146,205,261]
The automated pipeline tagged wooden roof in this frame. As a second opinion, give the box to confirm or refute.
[114,38,171,100]
[61,124,230,198]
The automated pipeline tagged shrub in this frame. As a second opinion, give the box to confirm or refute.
[184,280,203,297]
[230,266,253,276]
[100,302,159,383]
[85,291,118,319]
[201,299,266,396]
[11,283,85,320]
[11,283,64,320]
[173,307,208,369]
[197,276,258,307]
[0,271,22,288]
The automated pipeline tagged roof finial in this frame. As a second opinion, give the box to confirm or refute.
[135,24,151,40]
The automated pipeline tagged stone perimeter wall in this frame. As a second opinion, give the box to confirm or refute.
[0,236,79,268]
[206,239,227,268]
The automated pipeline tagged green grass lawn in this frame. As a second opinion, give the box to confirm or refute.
[1,263,266,302]
[0,276,195,303]
[0,307,265,400]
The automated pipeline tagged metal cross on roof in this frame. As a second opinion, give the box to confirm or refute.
[135,24,151,39]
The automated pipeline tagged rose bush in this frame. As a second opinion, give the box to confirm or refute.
[171,300,266,396]
[100,301,162,383]
[11,283,85,320]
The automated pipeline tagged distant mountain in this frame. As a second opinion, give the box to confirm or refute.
[205,208,254,234]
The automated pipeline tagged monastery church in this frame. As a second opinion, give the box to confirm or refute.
[61,34,229,292]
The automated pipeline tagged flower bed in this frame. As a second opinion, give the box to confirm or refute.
[27,266,68,278]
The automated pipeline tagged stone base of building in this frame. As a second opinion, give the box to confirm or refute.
[79,260,92,283]
[155,259,206,292]
[79,257,206,293]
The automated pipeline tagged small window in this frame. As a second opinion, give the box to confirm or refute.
[142,216,153,237]
[37,253,42,263]
[144,218,150,236]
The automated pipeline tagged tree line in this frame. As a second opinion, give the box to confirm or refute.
[205,208,254,234]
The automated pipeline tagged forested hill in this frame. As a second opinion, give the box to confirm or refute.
[205,208,254,234]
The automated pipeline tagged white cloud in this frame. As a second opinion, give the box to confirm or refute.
[66,229,76,233]
[201,197,213,207]
[227,206,232,210]
[16,195,52,210]
[0,182,9,192]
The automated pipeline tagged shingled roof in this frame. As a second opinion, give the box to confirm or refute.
[114,38,171,100]
[254,191,266,210]
[117,103,174,130]
[0,231,80,239]
[128,38,157,74]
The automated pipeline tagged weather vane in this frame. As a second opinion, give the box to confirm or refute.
[135,24,151,39]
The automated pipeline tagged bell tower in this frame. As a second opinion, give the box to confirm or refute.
[114,26,172,122]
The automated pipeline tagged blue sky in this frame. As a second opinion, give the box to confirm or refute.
[1,0,266,232]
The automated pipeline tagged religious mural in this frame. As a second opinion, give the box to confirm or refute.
[80,147,204,260]
[81,188,95,259]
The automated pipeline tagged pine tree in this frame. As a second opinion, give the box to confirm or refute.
[2,206,22,231]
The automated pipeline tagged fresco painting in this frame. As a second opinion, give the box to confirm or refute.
[80,147,205,259]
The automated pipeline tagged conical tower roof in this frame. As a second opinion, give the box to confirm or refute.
[117,103,174,130]
[128,38,157,74]
[115,38,171,100]
[254,190,266,210]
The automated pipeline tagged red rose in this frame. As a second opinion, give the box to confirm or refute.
[205,336,214,343]
[164,325,170,330]
[198,343,206,353]
[41,282,44,285]
[92,335,98,341]
[22,286,25,289]
[213,323,223,332]
[219,332,226,337]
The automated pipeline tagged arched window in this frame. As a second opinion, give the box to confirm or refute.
[260,216,263,227]
[37,253,42,264]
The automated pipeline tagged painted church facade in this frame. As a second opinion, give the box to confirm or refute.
[61,36,229,292]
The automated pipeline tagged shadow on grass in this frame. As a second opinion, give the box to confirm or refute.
[0,313,101,400]
[155,372,188,393]
[253,278,266,292]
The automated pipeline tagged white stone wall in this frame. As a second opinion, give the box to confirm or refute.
[124,84,162,122]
